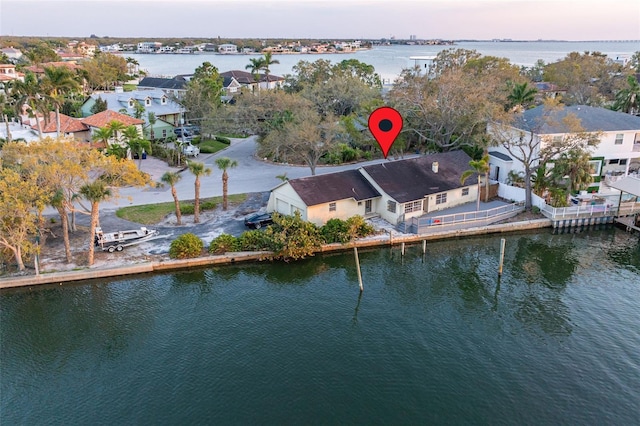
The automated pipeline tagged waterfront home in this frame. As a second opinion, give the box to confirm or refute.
[81,88,184,141]
[267,151,479,226]
[218,44,238,54]
[267,170,381,225]
[488,105,640,192]
[219,70,285,93]
[0,46,23,62]
[138,75,191,98]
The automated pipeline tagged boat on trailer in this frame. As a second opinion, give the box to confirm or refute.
[95,227,160,252]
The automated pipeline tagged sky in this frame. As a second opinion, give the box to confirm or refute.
[1,0,639,41]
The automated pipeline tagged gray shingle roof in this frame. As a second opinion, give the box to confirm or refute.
[489,151,513,161]
[362,151,476,203]
[88,89,184,119]
[517,105,640,134]
[288,169,380,206]
[138,76,189,91]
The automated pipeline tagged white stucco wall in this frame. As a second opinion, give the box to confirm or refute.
[306,198,365,226]
[267,184,308,220]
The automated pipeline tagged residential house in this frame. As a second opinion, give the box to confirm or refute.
[24,61,82,76]
[1,47,23,62]
[488,105,640,191]
[267,170,381,225]
[533,82,566,101]
[0,64,24,83]
[28,111,90,140]
[137,42,162,53]
[218,44,238,54]
[81,88,184,141]
[219,70,285,93]
[81,110,144,148]
[267,151,479,226]
[138,75,191,98]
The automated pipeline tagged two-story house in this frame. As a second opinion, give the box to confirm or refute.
[81,88,184,141]
[488,105,640,192]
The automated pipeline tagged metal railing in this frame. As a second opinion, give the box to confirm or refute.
[541,202,640,220]
[400,202,525,233]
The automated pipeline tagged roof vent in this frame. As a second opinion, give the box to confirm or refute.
[114,86,124,93]
[432,161,439,173]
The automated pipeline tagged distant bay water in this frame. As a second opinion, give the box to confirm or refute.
[126,41,639,83]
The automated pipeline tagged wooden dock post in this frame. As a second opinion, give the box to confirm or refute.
[354,247,363,292]
[422,240,426,254]
[498,238,506,276]
[401,242,405,256]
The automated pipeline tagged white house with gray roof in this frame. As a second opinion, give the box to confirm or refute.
[81,88,185,141]
[488,105,640,192]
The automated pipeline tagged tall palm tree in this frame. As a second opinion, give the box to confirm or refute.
[460,154,490,211]
[105,120,126,144]
[551,149,594,196]
[245,57,266,92]
[214,157,238,210]
[40,66,80,137]
[12,72,46,138]
[261,51,280,89]
[161,171,183,225]
[146,112,157,141]
[187,161,211,223]
[79,181,112,266]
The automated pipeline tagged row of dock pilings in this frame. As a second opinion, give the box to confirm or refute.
[552,215,614,231]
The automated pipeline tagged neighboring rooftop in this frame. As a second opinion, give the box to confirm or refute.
[288,169,381,206]
[517,105,640,133]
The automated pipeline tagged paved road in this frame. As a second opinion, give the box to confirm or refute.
[101,135,415,210]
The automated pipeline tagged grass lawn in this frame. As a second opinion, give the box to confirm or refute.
[116,194,247,224]
[122,84,137,92]
[197,139,230,154]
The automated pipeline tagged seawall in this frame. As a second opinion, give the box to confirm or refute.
[0,219,552,289]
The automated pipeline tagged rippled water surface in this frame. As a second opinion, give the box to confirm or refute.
[2,230,639,424]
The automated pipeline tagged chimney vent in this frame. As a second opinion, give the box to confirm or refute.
[432,162,439,173]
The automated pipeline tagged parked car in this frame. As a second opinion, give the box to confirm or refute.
[174,127,193,139]
[184,124,200,135]
[181,142,200,156]
[244,212,273,229]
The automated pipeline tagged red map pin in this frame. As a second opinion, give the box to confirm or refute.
[368,106,403,159]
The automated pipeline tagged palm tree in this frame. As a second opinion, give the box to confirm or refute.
[12,72,47,138]
[460,155,490,211]
[506,81,537,111]
[187,161,211,223]
[122,125,151,167]
[105,120,126,144]
[612,75,640,115]
[551,149,594,196]
[214,157,238,210]
[146,112,157,141]
[91,126,113,149]
[40,66,80,137]
[79,181,112,266]
[245,57,266,92]
[261,51,280,89]
[161,171,183,225]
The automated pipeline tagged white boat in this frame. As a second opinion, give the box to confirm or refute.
[95,227,160,252]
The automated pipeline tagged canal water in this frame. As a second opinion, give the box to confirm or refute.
[1,229,639,424]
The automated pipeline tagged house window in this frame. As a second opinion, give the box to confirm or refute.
[462,188,469,196]
[128,100,134,107]
[615,134,624,145]
[145,98,151,106]
[162,129,167,138]
[609,159,619,165]
[588,160,602,176]
[404,200,422,213]
[387,200,396,213]
[620,159,627,165]
[552,135,563,145]
[161,97,167,105]
[329,202,336,212]
[436,193,447,205]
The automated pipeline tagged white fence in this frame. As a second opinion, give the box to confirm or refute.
[497,183,546,210]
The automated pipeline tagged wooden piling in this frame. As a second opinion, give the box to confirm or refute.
[422,240,426,254]
[401,242,405,256]
[354,247,363,292]
[498,238,506,276]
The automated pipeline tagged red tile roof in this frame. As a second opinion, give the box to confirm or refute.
[31,112,89,133]
[81,110,144,128]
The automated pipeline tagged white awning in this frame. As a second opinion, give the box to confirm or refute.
[609,176,640,197]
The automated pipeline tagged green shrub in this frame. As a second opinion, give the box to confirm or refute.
[169,233,204,259]
[238,230,271,251]
[201,201,216,211]
[215,136,231,144]
[321,218,350,243]
[180,204,195,215]
[209,234,240,254]
[346,215,375,239]
[532,206,541,214]
[264,211,323,261]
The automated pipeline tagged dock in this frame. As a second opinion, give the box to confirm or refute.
[615,215,640,234]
